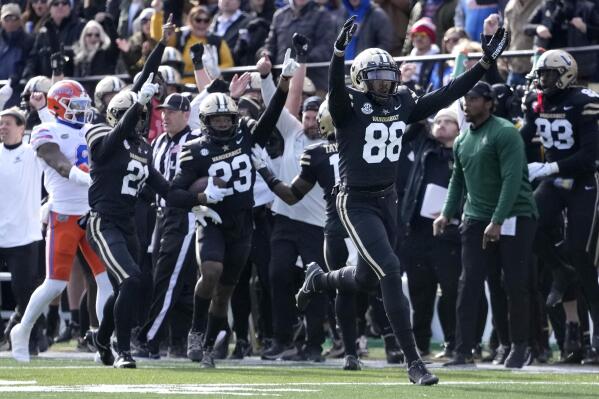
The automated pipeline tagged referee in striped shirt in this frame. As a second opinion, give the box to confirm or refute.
[134,93,201,358]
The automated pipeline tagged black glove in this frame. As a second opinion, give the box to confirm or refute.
[480,28,510,66]
[334,16,357,54]
[190,43,204,70]
[292,33,310,63]
[206,78,230,94]
[50,44,67,75]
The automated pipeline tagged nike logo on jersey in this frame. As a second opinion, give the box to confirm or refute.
[564,105,574,110]
[236,137,243,145]
[584,185,595,191]
[394,105,401,110]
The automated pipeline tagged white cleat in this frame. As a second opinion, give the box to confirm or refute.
[10,323,31,362]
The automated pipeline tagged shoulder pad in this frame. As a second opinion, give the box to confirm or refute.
[85,123,112,148]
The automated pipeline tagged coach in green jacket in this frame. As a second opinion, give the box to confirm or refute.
[434,81,538,369]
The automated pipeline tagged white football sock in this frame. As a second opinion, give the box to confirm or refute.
[94,272,112,324]
[20,279,67,331]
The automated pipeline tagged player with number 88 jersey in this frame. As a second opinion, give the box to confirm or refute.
[324,16,511,385]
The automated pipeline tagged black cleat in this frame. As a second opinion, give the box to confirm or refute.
[261,340,298,360]
[187,331,204,362]
[443,353,475,367]
[492,344,510,365]
[564,322,582,353]
[200,347,215,368]
[86,330,114,366]
[581,346,599,365]
[383,335,404,364]
[343,355,361,371]
[132,343,160,359]
[114,351,136,368]
[229,339,252,360]
[295,262,324,311]
[408,359,439,385]
[504,343,530,369]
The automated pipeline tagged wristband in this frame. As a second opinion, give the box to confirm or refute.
[69,165,91,186]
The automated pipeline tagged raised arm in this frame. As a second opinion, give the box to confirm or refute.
[132,15,175,92]
[329,17,357,129]
[251,49,298,147]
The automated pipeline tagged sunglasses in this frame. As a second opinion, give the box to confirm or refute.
[2,15,19,21]
[86,32,100,38]
[141,18,150,23]
[444,37,460,44]
[32,0,48,4]
[412,31,429,39]
[194,17,210,24]
[51,1,70,7]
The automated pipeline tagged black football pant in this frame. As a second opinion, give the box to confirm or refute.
[534,176,599,330]
[87,212,141,353]
[231,206,273,343]
[334,186,420,364]
[455,217,536,356]
[0,241,40,317]
[134,197,156,326]
[269,215,326,349]
[400,226,460,353]
[137,210,196,352]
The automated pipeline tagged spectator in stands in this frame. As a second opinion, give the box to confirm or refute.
[24,0,85,78]
[232,16,270,66]
[374,0,410,56]
[209,0,250,54]
[0,4,34,84]
[428,27,469,88]
[503,1,543,86]
[73,20,118,78]
[116,7,156,77]
[402,0,457,56]
[454,0,499,41]
[151,4,234,83]
[526,0,599,83]
[22,0,50,34]
[262,0,335,90]
[248,0,276,21]
[335,0,394,60]
[403,17,440,91]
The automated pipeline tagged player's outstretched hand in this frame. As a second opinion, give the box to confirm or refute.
[202,44,221,79]
[281,48,300,78]
[335,16,357,54]
[192,205,222,227]
[190,43,204,70]
[137,73,159,105]
[292,33,310,63]
[480,27,510,66]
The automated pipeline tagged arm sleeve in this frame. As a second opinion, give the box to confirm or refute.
[556,104,599,175]
[407,63,487,124]
[492,127,526,224]
[146,165,170,199]
[261,74,302,139]
[189,89,208,130]
[86,103,142,162]
[132,41,166,92]
[251,85,289,147]
[328,53,353,129]
[442,140,465,219]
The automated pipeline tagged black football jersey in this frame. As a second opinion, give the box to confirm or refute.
[87,124,155,217]
[334,87,418,188]
[299,141,339,217]
[523,87,599,177]
[172,117,260,216]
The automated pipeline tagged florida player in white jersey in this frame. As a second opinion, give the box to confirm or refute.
[10,80,112,362]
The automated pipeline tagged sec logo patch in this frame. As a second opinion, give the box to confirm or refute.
[361,103,373,115]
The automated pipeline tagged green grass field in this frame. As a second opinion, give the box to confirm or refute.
[1,352,598,399]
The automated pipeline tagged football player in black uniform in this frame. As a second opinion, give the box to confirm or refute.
[522,49,599,363]
[167,49,299,368]
[294,16,510,385]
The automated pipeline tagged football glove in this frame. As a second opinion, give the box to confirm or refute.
[137,73,159,105]
[190,43,204,70]
[192,205,222,227]
[335,16,357,55]
[528,162,559,182]
[204,176,228,204]
[480,27,511,66]
[281,48,300,79]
